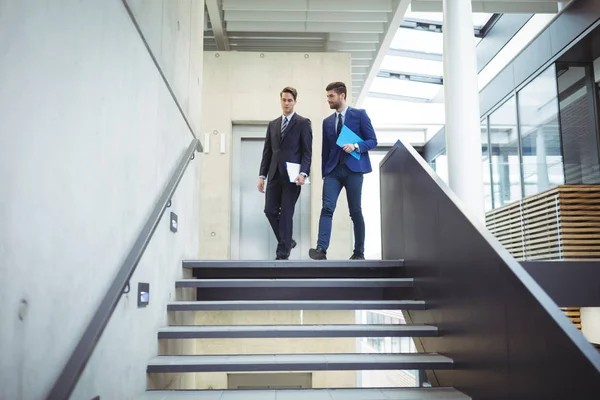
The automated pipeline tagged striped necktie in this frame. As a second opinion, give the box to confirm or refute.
[281,116,289,134]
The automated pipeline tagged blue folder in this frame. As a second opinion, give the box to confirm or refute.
[336,125,363,160]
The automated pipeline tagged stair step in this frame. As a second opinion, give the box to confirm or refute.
[176,278,413,288]
[184,260,404,269]
[167,300,426,311]
[146,353,453,373]
[158,324,438,339]
[138,387,470,399]
[184,260,404,279]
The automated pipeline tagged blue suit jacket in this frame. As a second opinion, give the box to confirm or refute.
[321,107,378,177]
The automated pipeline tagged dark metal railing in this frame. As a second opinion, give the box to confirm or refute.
[380,139,600,399]
[46,139,200,400]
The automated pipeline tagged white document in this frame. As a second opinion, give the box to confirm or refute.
[286,162,310,184]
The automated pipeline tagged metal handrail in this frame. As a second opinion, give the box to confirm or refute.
[121,0,201,146]
[46,139,200,400]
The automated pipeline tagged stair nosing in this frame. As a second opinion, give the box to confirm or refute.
[183,260,404,269]
[157,324,438,339]
[137,387,470,399]
[146,353,454,373]
[175,277,414,288]
[167,300,426,311]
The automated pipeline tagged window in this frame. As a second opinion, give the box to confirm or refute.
[557,64,600,184]
[518,65,564,196]
[381,55,443,77]
[391,28,443,55]
[365,312,385,352]
[489,96,522,206]
[370,77,441,100]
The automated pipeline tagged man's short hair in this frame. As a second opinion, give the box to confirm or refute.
[280,86,298,101]
[325,82,347,98]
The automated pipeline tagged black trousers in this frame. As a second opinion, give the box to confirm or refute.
[264,169,301,258]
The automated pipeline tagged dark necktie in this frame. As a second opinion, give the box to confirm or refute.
[337,113,345,165]
[281,117,289,138]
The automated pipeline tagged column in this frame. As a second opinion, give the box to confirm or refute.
[442,0,485,219]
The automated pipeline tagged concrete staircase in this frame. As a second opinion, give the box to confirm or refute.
[138,260,469,399]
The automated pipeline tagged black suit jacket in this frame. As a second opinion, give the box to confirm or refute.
[259,113,312,181]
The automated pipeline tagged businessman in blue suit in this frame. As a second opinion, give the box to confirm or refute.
[309,82,378,260]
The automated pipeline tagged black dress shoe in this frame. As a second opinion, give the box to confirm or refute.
[291,239,297,249]
[276,255,289,260]
[309,247,327,260]
[350,254,365,260]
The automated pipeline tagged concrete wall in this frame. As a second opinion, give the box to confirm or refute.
[0,1,203,399]
[200,51,354,260]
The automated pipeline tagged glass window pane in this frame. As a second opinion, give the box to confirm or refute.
[404,10,443,24]
[518,65,564,196]
[472,13,494,28]
[370,77,441,99]
[404,7,492,28]
[392,337,401,353]
[381,55,443,77]
[557,65,600,184]
[490,96,522,206]
[391,28,443,54]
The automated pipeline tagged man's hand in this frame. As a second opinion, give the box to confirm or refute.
[342,144,355,154]
[257,177,265,193]
[295,174,306,186]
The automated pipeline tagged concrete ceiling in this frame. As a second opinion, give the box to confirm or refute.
[203,0,564,104]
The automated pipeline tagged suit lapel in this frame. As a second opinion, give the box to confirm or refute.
[330,113,336,138]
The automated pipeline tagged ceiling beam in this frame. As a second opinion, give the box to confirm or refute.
[411,1,559,14]
[327,42,378,52]
[378,70,444,85]
[357,0,412,106]
[226,21,385,33]
[388,48,443,62]
[206,0,230,51]
[224,10,389,23]
[222,0,393,12]
[349,51,375,61]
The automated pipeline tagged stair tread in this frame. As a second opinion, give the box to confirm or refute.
[167,300,426,311]
[183,260,403,269]
[176,278,413,287]
[147,353,453,373]
[158,324,438,338]
[138,387,470,399]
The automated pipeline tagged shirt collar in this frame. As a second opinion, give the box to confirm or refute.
[282,112,295,121]
[336,106,349,119]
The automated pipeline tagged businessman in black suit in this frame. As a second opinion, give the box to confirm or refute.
[258,87,313,260]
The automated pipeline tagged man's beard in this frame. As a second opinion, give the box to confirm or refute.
[330,101,340,109]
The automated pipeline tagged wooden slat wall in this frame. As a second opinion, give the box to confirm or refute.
[486,185,600,261]
[486,185,600,331]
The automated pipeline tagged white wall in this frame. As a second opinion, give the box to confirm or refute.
[200,51,354,260]
[594,57,600,82]
[0,1,203,399]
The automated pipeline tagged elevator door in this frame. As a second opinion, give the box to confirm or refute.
[231,125,310,260]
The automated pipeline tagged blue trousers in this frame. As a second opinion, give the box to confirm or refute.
[317,164,365,256]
